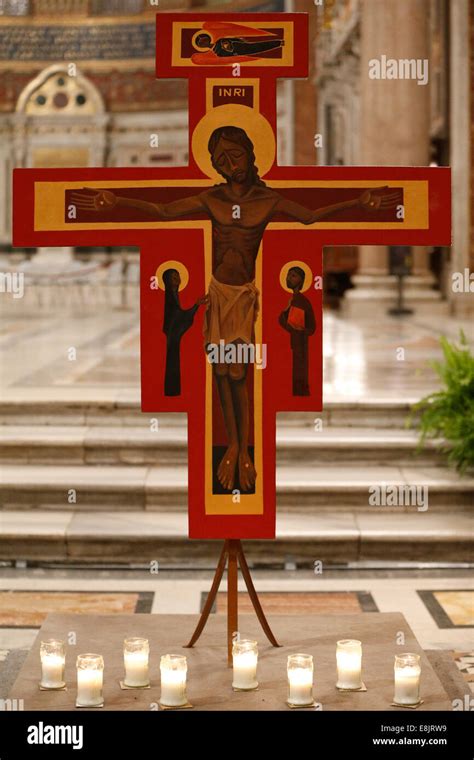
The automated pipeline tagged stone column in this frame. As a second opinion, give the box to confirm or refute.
[293,0,318,166]
[343,0,445,315]
[449,0,472,316]
[360,0,430,273]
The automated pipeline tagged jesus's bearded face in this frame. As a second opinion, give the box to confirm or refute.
[211,137,250,184]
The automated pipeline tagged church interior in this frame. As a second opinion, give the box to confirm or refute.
[0,0,472,721]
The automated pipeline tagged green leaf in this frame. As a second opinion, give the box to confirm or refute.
[408,330,474,473]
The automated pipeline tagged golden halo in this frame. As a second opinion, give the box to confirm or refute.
[279,260,313,293]
[191,104,276,182]
[191,30,212,51]
[155,260,189,292]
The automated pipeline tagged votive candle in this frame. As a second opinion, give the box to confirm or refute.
[394,653,421,705]
[40,639,65,689]
[336,639,363,690]
[160,654,188,707]
[287,654,314,705]
[232,639,258,691]
[123,637,149,687]
[76,653,104,707]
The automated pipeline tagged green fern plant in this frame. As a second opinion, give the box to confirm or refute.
[409,330,474,474]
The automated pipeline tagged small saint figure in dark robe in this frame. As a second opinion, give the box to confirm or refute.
[162,268,207,396]
[278,266,316,396]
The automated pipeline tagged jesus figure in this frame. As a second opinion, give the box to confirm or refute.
[72,126,401,493]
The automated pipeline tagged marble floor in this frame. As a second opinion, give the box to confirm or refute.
[0,569,472,654]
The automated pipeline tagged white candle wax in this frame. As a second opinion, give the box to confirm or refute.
[394,666,420,705]
[160,668,187,707]
[232,651,258,690]
[337,650,362,690]
[77,668,103,706]
[124,650,149,687]
[41,653,65,689]
[288,667,313,705]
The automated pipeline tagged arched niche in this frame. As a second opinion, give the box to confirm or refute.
[14,64,108,169]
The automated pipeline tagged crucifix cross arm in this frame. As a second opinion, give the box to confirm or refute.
[70,183,403,228]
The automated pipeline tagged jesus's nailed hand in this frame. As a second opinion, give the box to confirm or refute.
[358,186,403,211]
[70,189,118,212]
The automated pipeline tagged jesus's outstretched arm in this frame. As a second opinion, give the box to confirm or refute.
[273,186,403,224]
[70,189,207,219]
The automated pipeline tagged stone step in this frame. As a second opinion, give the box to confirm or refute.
[0,391,420,429]
[0,426,186,466]
[0,510,471,565]
[1,464,471,511]
[351,274,438,290]
[0,425,442,466]
[342,288,449,317]
[345,288,447,304]
[342,274,449,317]
[277,428,442,465]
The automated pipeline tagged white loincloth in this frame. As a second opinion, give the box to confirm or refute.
[204,276,259,346]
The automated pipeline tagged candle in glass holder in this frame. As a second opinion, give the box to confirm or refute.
[232,639,258,691]
[287,654,314,706]
[40,639,66,689]
[76,654,104,707]
[160,654,188,707]
[123,637,149,687]
[336,639,363,690]
[394,653,421,705]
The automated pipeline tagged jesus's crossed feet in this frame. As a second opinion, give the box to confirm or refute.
[217,444,256,492]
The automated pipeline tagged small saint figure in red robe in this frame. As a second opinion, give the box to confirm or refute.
[279,266,316,396]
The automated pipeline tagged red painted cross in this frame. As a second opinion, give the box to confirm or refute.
[12,13,450,541]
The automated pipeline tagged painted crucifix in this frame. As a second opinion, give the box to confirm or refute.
[12,13,450,657]
[71,130,398,492]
